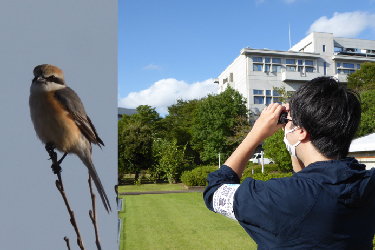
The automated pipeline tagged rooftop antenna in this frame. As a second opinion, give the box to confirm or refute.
[289,22,291,49]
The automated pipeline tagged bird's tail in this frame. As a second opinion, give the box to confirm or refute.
[80,154,111,213]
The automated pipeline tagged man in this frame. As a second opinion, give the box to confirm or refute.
[203,77,375,249]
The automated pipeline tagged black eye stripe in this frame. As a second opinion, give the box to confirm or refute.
[47,75,64,85]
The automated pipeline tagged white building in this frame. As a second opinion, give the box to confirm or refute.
[348,133,375,170]
[216,32,375,114]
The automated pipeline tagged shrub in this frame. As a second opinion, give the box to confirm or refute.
[241,171,293,182]
[241,164,293,182]
[181,166,218,186]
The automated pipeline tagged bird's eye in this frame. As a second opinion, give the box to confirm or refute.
[47,75,65,85]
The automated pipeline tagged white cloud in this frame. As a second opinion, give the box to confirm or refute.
[118,78,217,116]
[142,63,162,70]
[307,11,375,37]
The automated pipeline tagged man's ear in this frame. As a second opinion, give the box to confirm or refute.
[298,127,310,141]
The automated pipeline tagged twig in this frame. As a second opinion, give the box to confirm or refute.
[45,145,85,250]
[89,174,102,250]
[64,237,71,250]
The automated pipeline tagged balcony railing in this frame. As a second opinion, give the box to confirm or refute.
[281,70,320,82]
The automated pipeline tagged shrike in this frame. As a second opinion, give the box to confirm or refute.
[29,64,111,213]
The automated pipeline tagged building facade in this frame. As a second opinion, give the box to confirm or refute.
[118,107,137,120]
[216,32,375,114]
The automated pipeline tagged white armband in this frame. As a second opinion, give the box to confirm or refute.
[213,184,240,221]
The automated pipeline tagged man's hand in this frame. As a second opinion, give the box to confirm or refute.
[250,103,285,144]
[224,103,286,178]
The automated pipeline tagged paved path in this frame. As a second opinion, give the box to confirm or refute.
[119,186,206,195]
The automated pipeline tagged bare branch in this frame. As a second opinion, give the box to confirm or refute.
[45,145,85,250]
[89,175,102,250]
[64,237,71,250]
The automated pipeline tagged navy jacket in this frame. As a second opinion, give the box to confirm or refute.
[203,158,375,249]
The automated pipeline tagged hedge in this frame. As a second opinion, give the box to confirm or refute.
[181,166,218,186]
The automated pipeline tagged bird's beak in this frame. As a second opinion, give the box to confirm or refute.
[36,76,46,84]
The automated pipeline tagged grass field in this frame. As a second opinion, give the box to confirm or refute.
[119,192,257,250]
[118,183,188,193]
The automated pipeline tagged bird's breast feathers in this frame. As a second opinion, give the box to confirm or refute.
[29,90,80,152]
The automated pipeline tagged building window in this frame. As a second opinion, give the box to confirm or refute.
[286,59,295,64]
[266,90,271,96]
[344,69,355,74]
[337,63,340,67]
[272,65,281,72]
[254,89,263,95]
[343,63,354,68]
[298,60,303,65]
[273,98,282,104]
[306,67,314,72]
[253,57,262,62]
[265,64,270,72]
[323,45,326,52]
[253,64,262,71]
[334,47,342,52]
[298,66,304,72]
[305,60,313,66]
[286,66,296,72]
[324,62,326,75]
[254,96,264,104]
[273,90,280,96]
[265,58,270,63]
[266,97,272,105]
[357,64,361,70]
[272,58,281,64]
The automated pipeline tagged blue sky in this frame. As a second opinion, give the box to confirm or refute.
[118,0,375,116]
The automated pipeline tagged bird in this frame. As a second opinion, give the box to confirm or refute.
[29,64,111,213]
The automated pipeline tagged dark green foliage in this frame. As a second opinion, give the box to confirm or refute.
[181,166,218,186]
[241,172,293,182]
[118,119,153,180]
[152,139,187,184]
[118,105,163,180]
[191,86,249,164]
[346,62,375,138]
[347,62,375,93]
[263,129,293,172]
[241,164,293,182]
[356,90,375,137]
[163,99,202,164]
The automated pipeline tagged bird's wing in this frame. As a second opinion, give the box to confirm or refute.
[54,87,104,147]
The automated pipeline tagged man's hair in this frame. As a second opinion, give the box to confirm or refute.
[289,77,361,160]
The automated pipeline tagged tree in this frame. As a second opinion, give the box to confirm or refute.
[347,62,375,93]
[163,99,201,145]
[152,139,186,184]
[273,85,293,104]
[263,129,293,172]
[163,99,202,163]
[356,90,375,137]
[346,62,375,137]
[226,115,253,147]
[120,105,165,138]
[191,86,248,164]
[118,118,153,181]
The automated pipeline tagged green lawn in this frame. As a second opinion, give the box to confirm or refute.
[119,192,257,250]
[118,183,188,193]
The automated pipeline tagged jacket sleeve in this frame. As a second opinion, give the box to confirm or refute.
[203,165,241,215]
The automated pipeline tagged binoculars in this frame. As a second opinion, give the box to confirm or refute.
[278,112,289,124]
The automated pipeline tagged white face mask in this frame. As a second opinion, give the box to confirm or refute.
[283,127,301,158]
